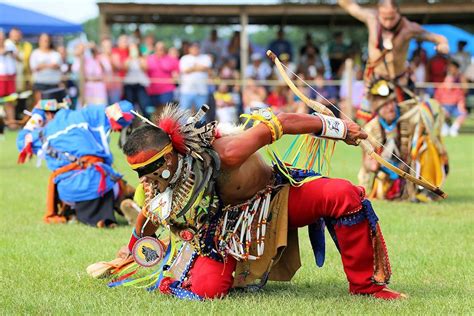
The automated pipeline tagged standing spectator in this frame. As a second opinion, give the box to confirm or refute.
[146,41,179,113]
[111,34,130,98]
[226,31,252,69]
[245,53,272,81]
[123,43,149,114]
[179,42,211,112]
[140,34,155,56]
[201,29,226,69]
[412,40,428,65]
[58,45,78,108]
[6,27,32,94]
[268,28,293,61]
[434,60,468,137]
[300,33,317,57]
[73,43,107,106]
[0,30,18,130]
[452,40,471,75]
[298,46,324,80]
[214,83,237,124]
[266,85,289,114]
[328,31,349,79]
[99,37,122,104]
[29,33,62,102]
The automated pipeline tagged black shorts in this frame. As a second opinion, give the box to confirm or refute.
[74,190,116,227]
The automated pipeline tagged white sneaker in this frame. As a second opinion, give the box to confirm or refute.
[449,126,459,137]
[441,123,450,137]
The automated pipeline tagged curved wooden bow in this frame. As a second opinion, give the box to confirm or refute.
[267,50,447,199]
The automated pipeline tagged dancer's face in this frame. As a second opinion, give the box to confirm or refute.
[379,100,397,124]
[378,6,401,31]
[140,152,178,193]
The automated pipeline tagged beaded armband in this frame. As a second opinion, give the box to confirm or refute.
[242,108,283,143]
[313,113,348,140]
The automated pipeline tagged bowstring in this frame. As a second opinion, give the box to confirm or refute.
[278,61,435,188]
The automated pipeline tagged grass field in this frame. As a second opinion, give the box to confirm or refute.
[0,130,473,315]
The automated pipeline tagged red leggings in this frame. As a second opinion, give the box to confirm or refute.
[186,178,384,298]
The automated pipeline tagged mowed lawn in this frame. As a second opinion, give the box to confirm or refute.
[0,130,473,315]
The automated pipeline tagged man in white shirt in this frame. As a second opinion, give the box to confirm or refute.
[245,53,272,81]
[179,42,212,112]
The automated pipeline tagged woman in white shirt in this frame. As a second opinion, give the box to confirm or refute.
[30,33,62,101]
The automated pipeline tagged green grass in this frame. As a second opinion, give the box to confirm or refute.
[0,131,473,314]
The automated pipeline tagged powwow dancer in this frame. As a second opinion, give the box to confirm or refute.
[88,52,446,300]
[17,88,137,227]
[338,0,449,118]
[358,94,448,202]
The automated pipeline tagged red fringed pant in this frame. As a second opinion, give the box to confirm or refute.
[184,178,387,298]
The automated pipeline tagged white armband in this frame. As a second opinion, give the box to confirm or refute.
[315,114,347,140]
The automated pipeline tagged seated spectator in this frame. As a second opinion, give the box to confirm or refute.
[214,83,237,124]
[273,53,296,83]
[300,33,317,57]
[452,40,471,75]
[146,41,179,113]
[179,42,212,112]
[309,74,339,116]
[288,73,311,114]
[245,53,272,81]
[266,85,289,114]
[242,79,267,113]
[434,60,468,137]
[219,58,239,80]
[268,28,293,61]
[410,54,427,95]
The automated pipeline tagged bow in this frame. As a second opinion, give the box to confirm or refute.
[267,50,447,199]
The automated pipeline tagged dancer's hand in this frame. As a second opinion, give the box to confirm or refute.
[344,120,368,146]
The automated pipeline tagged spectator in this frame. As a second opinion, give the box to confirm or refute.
[245,53,272,81]
[267,85,289,114]
[140,34,155,56]
[300,33,317,57]
[0,30,18,130]
[123,43,150,114]
[146,41,180,112]
[111,34,130,97]
[427,51,448,83]
[219,58,239,80]
[434,60,468,137]
[201,29,226,69]
[242,79,267,113]
[73,43,107,106]
[58,45,78,108]
[273,53,296,83]
[268,28,293,61]
[452,40,471,74]
[298,46,324,80]
[6,27,32,94]
[99,37,122,104]
[214,83,237,124]
[411,40,428,65]
[226,31,252,69]
[328,31,349,79]
[29,33,62,102]
[410,54,427,95]
[309,73,339,116]
[180,40,191,58]
[179,42,212,112]
[340,67,365,115]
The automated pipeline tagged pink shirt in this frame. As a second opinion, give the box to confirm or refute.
[146,54,179,95]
